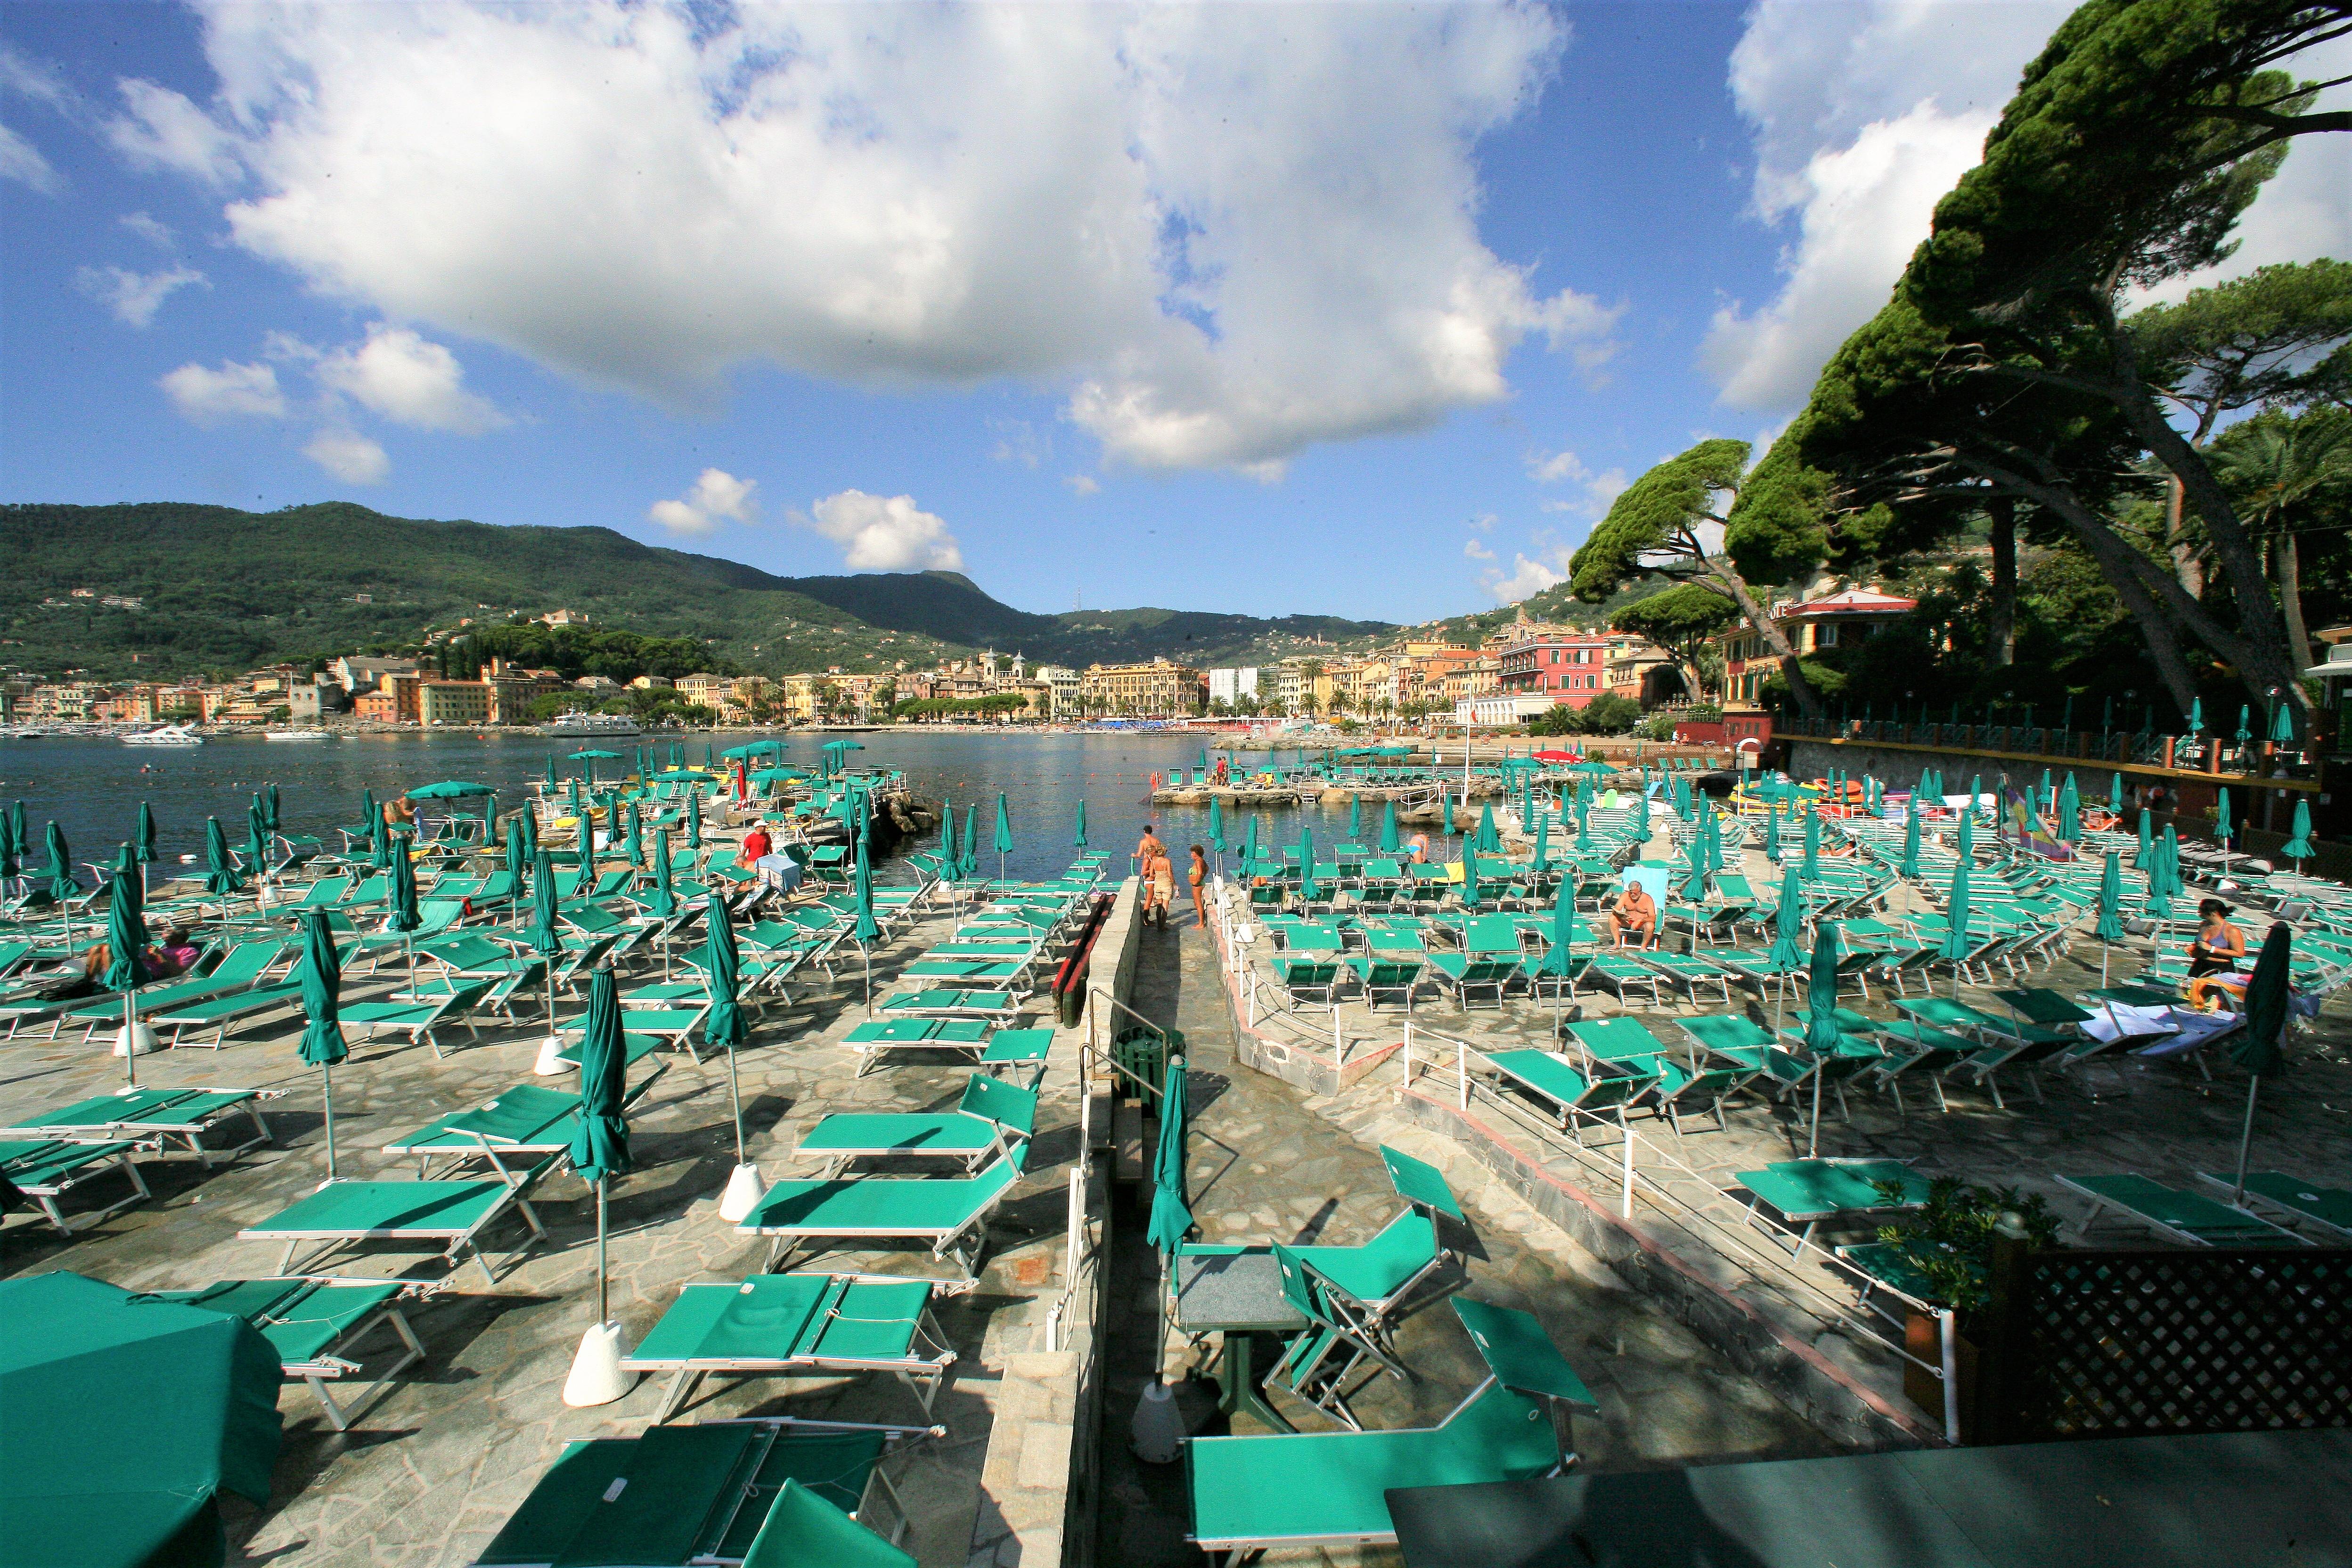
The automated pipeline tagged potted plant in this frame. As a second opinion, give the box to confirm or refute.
[1870,1177,2060,1433]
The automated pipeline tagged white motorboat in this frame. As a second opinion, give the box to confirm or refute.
[264,728,331,742]
[550,712,642,737]
[123,724,204,747]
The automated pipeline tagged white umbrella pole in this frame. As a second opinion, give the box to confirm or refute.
[2232,1075,2261,1207]
[322,1060,337,1180]
[596,1177,609,1327]
[1808,1050,1823,1159]
[123,990,137,1089]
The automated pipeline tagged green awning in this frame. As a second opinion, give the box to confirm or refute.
[405,780,495,800]
[0,1272,283,1568]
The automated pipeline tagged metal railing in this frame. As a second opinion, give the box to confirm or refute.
[1400,1023,1962,1444]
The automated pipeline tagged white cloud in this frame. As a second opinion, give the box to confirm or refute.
[1482,548,1573,604]
[303,426,390,484]
[159,359,286,424]
[1526,446,1627,518]
[647,468,759,535]
[792,490,964,572]
[75,263,207,327]
[129,2,1610,474]
[107,76,243,184]
[1065,474,1100,497]
[121,211,175,248]
[0,123,58,192]
[1463,538,1496,561]
[315,323,506,433]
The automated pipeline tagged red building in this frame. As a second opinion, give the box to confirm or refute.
[1498,633,1613,709]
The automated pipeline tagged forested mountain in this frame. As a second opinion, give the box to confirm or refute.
[0,502,1393,681]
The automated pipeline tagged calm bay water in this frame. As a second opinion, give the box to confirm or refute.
[0,729,1331,884]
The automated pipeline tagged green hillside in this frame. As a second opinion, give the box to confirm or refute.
[0,501,1393,682]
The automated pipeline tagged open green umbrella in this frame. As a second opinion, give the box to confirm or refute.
[2280,799,2315,870]
[993,792,1014,884]
[104,869,152,1087]
[1900,803,1922,879]
[296,909,348,1179]
[704,896,760,1216]
[1803,921,1843,1156]
[570,748,621,784]
[1939,857,1973,998]
[568,966,633,1364]
[2229,922,2292,1204]
[1073,800,1088,849]
[0,1272,283,1568]
[1799,808,1821,881]
[204,817,242,897]
[2093,851,2125,985]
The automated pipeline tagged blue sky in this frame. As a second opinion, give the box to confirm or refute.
[3,2,2343,628]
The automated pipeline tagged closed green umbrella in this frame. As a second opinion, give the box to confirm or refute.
[1145,1054,1192,1258]
[1957,809,1974,864]
[2270,701,2296,746]
[1764,864,1805,1036]
[1701,800,1723,874]
[527,849,564,1053]
[1241,814,1259,872]
[2280,799,2315,870]
[937,798,958,882]
[104,869,152,1087]
[569,966,632,1359]
[960,805,979,882]
[1800,808,1821,881]
[296,909,348,1178]
[10,800,28,887]
[2159,825,2183,898]
[1939,857,1973,998]
[0,805,17,885]
[264,785,281,834]
[2186,697,2204,736]
[1348,794,1362,843]
[1073,800,1088,849]
[42,822,74,910]
[133,802,157,896]
[1475,802,1500,855]
[520,802,539,865]
[1968,775,1983,821]
[704,896,760,1216]
[647,829,677,920]
[545,755,558,790]
[2058,780,2080,844]
[992,792,1014,885]
[574,803,596,897]
[2109,773,2125,812]
[2214,786,2233,856]
[2141,834,2175,922]
[1803,921,1843,1156]
[853,824,880,1012]
[388,830,420,975]
[1208,797,1226,855]
[1677,829,1707,901]
[2093,851,2125,985]
[622,801,644,869]
[245,815,270,889]
[2229,923,2292,1204]
[2135,803,2154,870]
[1433,789,1449,850]
[203,817,242,898]
[1532,812,1550,872]
[1378,800,1397,855]
[1461,843,1481,913]
[1575,795,1595,857]
[1900,802,1922,880]
[2233,705,2253,750]
[1765,804,1781,865]
[1298,825,1319,906]
[686,784,704,850]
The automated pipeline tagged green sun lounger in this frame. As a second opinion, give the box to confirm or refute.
[6,1085,282,1167]
[2198,1172,2352,1241]
[238,1156,555,1285]
[620,1272,960,1422]
[1563,1016,1678,1067]
[1422,951,1523,1008]
[900,957,1032,994]
[878,988,1022,1023]
[843,1015,993,1077]
[340,978,499,1059]
[0,1137,152,1233]
[54,938,290,1040]
[383,1069,669,1178]
[145,1274,442,1431]
[1343,955,1425,1010]
[140,978,309,1049]
[1732,1158,1930,1254]
[977,1026,1054,1085]
[473,1420,927,1568]
[1483,1049,1657,1139]
[797,1074,1037,1176]
[2059,1173,2308,1248]
[1186,1298,1595,1558]
[553,1030,671,1073]
[737,1150,1025,1279]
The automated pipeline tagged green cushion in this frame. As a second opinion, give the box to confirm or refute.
[242,1175,531,1238]
[740,1157,1019,1233]
[148,1278,402,1366]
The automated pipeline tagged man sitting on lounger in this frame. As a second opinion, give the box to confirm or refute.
[1600,881,1657,948]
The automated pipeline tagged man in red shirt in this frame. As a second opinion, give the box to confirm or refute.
[739,824,773,867]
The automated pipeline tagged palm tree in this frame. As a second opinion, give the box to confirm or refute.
[2211,412,2352,676]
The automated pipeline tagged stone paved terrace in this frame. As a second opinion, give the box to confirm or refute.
[0,893,1089,1568]
[1214,835,2352,1447]
[1090,905,1838,1568]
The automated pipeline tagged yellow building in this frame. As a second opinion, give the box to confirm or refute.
[1080,659,1204,717]
[419,680,493,727]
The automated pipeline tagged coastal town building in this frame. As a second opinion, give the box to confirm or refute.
[418,680,493,727]
[1715,585,1919,707]
[1081,658,1204,717]
[1497,630,1612,709]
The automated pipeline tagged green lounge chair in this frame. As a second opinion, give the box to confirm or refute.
[382,1068,669,1179]
[471,1418,929,1568]
[237,1154,555,1285]
[53,938,291,1041]
[0,1137,151,1233]
[340,977,499,1059]
[978,1026,1054,1086]
[736,1149,1025,1279]
[1645,1057,1761,1136]
[1342,954,1424,1011]
[1186,1298,1596,1559]
[552,1031,671,1073]
[1732,1158,1930,1254]
[620,1273,958,1422]
[1632,948,1739,1005]
[2058,1174,2307,1248]
[796,1074,1037,1176]
[1482,1049,1657,1141]
[900,957,1032,995]
[144,978,309,1049]
[878,988,1023,1023]
[145,1275,441,1431]
[1562,1016,1678,1068]
[6,1085,282,1168]
[843,1016,993,1078]
[1260,1239,1410,1429]
[2197,1172,2352,1241]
